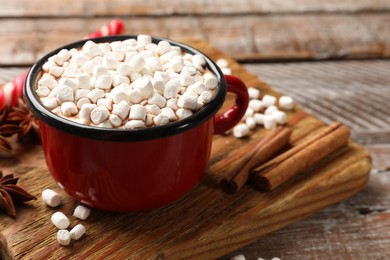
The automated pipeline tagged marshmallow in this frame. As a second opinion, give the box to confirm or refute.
[245,117,256,129]
[49,66,64,77]
[79,103,96,123]
[154,71,170,83]
[279,95,294,110]
[57,230,71,246]
[176,108,193,119]
[145,104,161,115]
[254,113,265,125]
[56,86,74,104]
[192,55,206,70]
[262,94,277,107]
[233,124,249,138]
[76,73,91,89]
[198,91,213,104]
[146,57,163,72]
[42,189,61,207]
[112,100,130,120]
[264,115,277,130]
[116,63,131,76]
[243,107,254,120]
[153,114,169,126]
[145,114,153,126]
[99,42,112,53]
[90,106,110,124]
[157,40,171,55]
[38,75,58,89]
[109,114,122,127]
[249,99,263,112]
[272,110,287,124]
[152,79,165,94]
[110,41,123,51]
[216,58,228,68]
[92,66,109,78]
[85,44,103,58]
[73,205,91,220]
[129,104,146,121]
[221,67,232,75]
[36,86,51,97]
[128,55,145,72]
[95,75,113,90]
[97,98,113,110]
[231,255,246,260]
[137,34,152,47]
[148,93,166,108]
[61,102,78,117]
[58,78,77,90]
[102,56,119,70]
[112,91,128,104]
[81,60,99,74]
[179,74,195,86]
[58,49,71,61]
[161,107,177,121]
[52,55,64,66]
[181,65,197,76]
[42,61,56,72]
[248,87,260,99]
[265,105,278,115]
[44,98,59,109]
[77,97,92,109]
[166,98,178,111]
[63,66,79,78]
[70,224,86,241]
[191,82,207,95]
[133,78,154,98]
[51,211,70,229]
[87,88,105,103]
[177,94,198,110]
[128,89,144,104]
[73,54,90,67]
[124,120,146,129]
[160,51,180,63]
[75,89,91,100]
[203,73,218,90]
[164,78,181,99]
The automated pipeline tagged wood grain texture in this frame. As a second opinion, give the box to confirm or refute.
[1,0,390,16]
[0,40,371,259]
[1,13,390,65]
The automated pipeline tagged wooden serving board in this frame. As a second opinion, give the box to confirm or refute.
[0,39,371,259]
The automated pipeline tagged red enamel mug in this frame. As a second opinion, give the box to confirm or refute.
[24,36,249,212]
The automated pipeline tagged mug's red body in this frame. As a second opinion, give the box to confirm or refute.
[40,119,213,212]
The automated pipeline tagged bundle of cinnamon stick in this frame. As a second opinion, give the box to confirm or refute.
[220,122,350,194]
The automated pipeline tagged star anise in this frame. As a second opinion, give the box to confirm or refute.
[0,171,36,217]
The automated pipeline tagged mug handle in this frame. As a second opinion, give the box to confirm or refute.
[214,75,249,135]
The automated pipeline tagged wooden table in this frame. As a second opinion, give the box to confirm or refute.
[0,1,389,259]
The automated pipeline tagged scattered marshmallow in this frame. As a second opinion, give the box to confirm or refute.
[51,211,70,229]
[248,87,260,99]
[264,114,277,130]
[231,255,246,260]
[245,117,256,129]
[70,224,86,240]
[279,95,294,110]
[262,94,277,107]
[265,105,278,115]
[73,205,91,220]
[248,99,263,112]
[57,230,71,246]
[233,124,249,138]
[273,110,287,124]
[42,189,61,207]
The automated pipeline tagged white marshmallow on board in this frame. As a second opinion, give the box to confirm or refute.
[51,211,70,229]
[73,205,91,220]
[70,224,86,241]
[279,95,294,110]
[264,114,277,130]
[176,108,193,119]
[216,58,228,68]
[231,255,246,260]
[248,99,263,112]
[42,189,62,207]
[248,87,260,99]
[221,67,232,75]
[233,124,249,138]
[79,104,96,123]
[245,117,256,129]
[153,114,169,126]
[129,104,146,121]
[272,110,287,124]
[90,106,110,125]
[243,107,254,120]
[124,120,146,129]
[112,100,131,120]
[57,230,71,246]
[264,105,278,115]
[262,94,277,107]
[253,113,265,125]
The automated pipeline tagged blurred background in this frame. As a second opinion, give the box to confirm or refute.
[1,1,389,259]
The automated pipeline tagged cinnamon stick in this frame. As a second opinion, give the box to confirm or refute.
[251,122,350,192]
[221,126,292,194]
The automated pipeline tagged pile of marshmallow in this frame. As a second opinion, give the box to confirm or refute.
[42,189,91,246]
[233,88,294,138]
[37,35,218,129]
